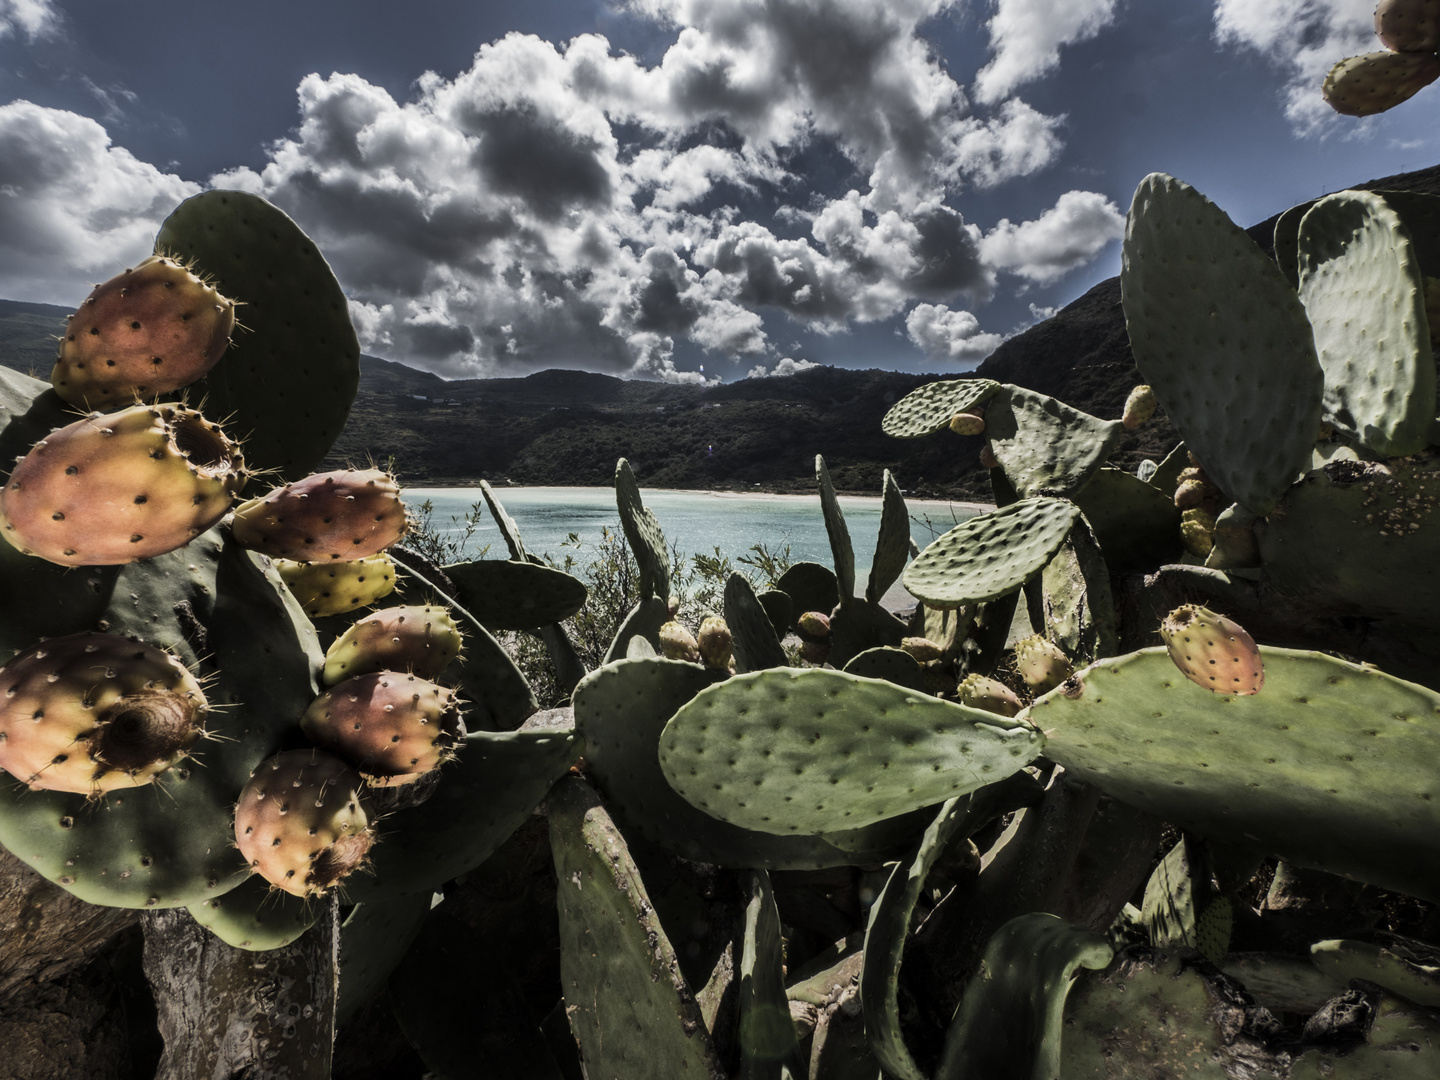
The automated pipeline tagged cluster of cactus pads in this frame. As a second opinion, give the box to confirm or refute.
[4,171,1440,1079]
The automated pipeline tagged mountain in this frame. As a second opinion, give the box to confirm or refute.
[5,159,1439,498]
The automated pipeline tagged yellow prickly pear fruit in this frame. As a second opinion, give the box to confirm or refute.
[1122,385,1157,429]
[697,615,733,671]
[322,604,463,685]
[276,553,397,618]
[901,637,944,663]
[948,411,985,436]
[51,254,236,408]
[1159,604,1264,695]
[659,620,700,662]
[797,611,831,638]
[1012,634,1073,695]
[955,673,1022,718]
[0,404,244,566]
[1180,507,1216,557]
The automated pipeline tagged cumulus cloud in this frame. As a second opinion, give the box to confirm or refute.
[0,101,200,304]
[905,303,1005,365]
[0,0,58,41]
[979,190,1124,284]
[747,356,818,378]
[1213,0,1375,133]
[974,0,1120,104]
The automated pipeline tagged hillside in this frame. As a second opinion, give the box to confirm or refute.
[6,159,1439,498]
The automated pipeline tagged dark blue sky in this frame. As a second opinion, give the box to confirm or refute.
[2,0,1434,381]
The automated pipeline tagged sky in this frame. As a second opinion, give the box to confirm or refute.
[2,0,1438,384]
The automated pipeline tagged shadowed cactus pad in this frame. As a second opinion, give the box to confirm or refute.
[0,632,206,794]
[902,497,1079,609]
[881,378,1000,438]
[658,668,1043,836]
[231,468,406,563]
[0,404,244,566]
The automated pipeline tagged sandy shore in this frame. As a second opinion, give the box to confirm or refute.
[667,487,992,512]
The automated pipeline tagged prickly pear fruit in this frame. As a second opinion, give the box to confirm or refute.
[1180,507,1216,557]
[1174,479,1207,510]
[797,611,831,638]
[1375,0,1440,53]
[51,255,236,408]
[955,673,1022,717]
[1159,604,1264,695]
[234,749,376,898]
[948,411,985,436]
[0,404,244,566]
[659,620,700,663]
[276,554,397,618]
[901,636,944,663]
[0,632,206,794]
[799,639,830,664]
[979,444,999,469]
[300,671,463,786]
[1012,634,1074,695]
[1323,50,1440,116]
[230,468,407,563]
[1122,385,1157,429]
[697,615,733,671]
[321,604,462,686]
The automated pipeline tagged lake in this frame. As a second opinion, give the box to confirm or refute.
[405,487,988,577]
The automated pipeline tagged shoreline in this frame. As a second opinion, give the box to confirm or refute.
[406,481,993,512]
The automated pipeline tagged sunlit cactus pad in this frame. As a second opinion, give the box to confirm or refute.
[1122,173,1323,515]
[902,497,1079,609]
[881,378,1000,439]
[984,384,1124,498]
[658,668,1043,836]
[1298,190,1435,457]
[1029,647,1440,901]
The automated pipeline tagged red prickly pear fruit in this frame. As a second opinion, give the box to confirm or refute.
[230,468,407,563]
[276,554,397,618]
[901,636,944,663]
[51,255,237,409]
[948,411,985,436]
[659,620,700,663]
[1122,385,1157,429]
[1012,634,1074,695]
[1323,50,1440,117]
[979,444,999,469]
[955,673,1022,717]
[0,404,244,566]
[798,639,830,665]
[697,615,732,671]
[234,749,376,897]
[1174,479,1207,510]
[300,671,464,786]
[797,611,831,638]
[322,604,463,686]
[1159,604,1264,695]
[0,632,206,795]
[1375,0,1440,53]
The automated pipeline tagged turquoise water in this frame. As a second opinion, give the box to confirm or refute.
[405,486,986,572]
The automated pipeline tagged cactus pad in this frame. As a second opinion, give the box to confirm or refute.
[881,378,1000,438]
[187,873,319,951]
[1323,50,1440,117]
[442,558,587,630]
[615,458,669,602]
[984,384,1125,498]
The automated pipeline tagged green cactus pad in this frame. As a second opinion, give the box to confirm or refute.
[602,595,671,666]
[336,891,434,1024]
[902,497,1080,609]
[548,777,726,1080]
[615,457,670,602]
[842,647,927,693]
[737,871,804,1078]
[816,455,856,602]
[1323,50,1440,117]
[724,573,788,673]
[575,658,921,868]
[478,479,527,560]
[881,378,1001,439]
[756,589,792,638]
[441,558,587,630]
[1072,467,1182,572]
[1256,457,1440,625]
[866,470,911,603]
[1122,173,1323,515]
[984,384,1125,498]
[1375,190,1440,275]
[774,562,839,625]
[1035,514,1117,663]
[1298,190,1435,458]
[1274,198,1318,288]
[154,191,359,484]
[343,727,581,902]
[1310,938,1440,1007]
[187,873,319,952]
[658,668,1043,836]
[1030,647,1440,901]
[936,914,1114,1080]
[827,598,908,669]
[1140,839,1198,952]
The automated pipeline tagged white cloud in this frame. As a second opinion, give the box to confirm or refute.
[0,101,200,304]
[747,356,818,378]
[0,0,59,41]
[905,303,1005,364]
[951,99,1065,189]
[979,189,1124,284]
[1213,0,1375,133]
[974,0,1120,105]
